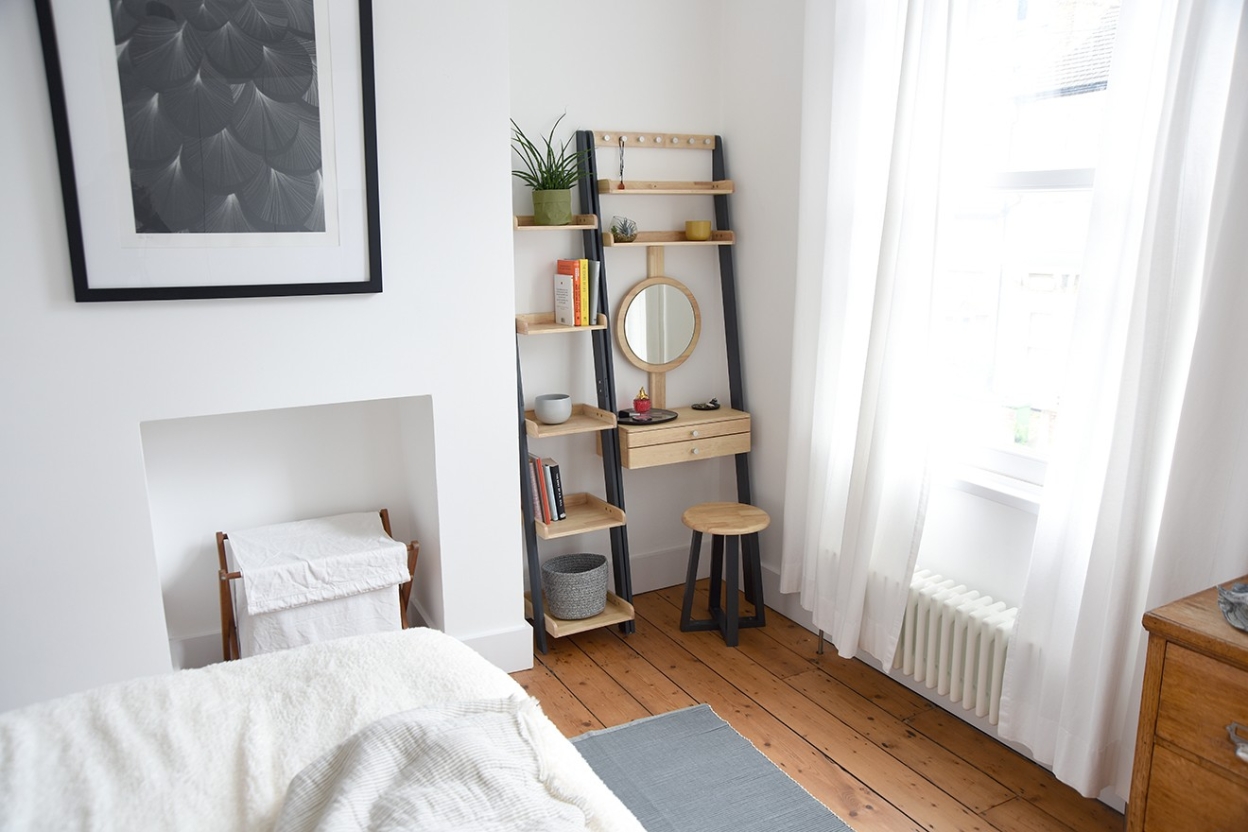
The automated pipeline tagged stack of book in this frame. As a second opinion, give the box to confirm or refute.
[526,452,565,523]
[553,258,601,327]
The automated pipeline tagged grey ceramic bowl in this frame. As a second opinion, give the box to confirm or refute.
[534,393,572,425]
[1216,582,1248,633]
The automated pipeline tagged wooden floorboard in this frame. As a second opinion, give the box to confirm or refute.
[534,635,651,728]
[509,661,601,736]
[513,586,1126,832]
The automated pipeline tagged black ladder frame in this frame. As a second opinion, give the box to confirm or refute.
[580,130,757,572]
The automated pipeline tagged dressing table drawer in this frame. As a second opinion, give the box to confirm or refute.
[617,407,750,469]
[1155,643,1248,775]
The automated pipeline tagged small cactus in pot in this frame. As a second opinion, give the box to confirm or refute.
[611,215,638,243]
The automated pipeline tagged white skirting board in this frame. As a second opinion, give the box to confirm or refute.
[169,633,223,671]
[628,544,709,595]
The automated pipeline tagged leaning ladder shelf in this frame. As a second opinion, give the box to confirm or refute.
[580,127,758,566]
[513,212,634,653]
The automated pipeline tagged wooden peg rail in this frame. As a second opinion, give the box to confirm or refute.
[591,131,718,150]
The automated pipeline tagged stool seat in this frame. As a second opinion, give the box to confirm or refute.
[682,502,770,536]
[680,501,769,646]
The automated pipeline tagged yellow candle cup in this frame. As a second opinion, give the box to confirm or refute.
[685,220,711,241]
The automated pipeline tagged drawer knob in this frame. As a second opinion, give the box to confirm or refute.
[691,447,700,455]
[691,430,700,437]
[1229,722,1248,763]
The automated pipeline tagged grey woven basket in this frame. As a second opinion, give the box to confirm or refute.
[542,553,608,619]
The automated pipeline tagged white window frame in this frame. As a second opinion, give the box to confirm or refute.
[952,166,1096,504]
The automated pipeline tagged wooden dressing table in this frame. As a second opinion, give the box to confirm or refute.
[616,406,750,469]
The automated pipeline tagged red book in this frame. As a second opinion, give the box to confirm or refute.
[525,452,543,521]
[531,454,552,523]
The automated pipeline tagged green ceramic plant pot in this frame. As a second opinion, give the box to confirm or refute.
[532,188,573,226]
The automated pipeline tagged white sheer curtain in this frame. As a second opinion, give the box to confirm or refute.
[779,0,949,666]
[998,0,1248,799]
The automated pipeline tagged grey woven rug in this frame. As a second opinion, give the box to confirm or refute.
[571,704,854,832]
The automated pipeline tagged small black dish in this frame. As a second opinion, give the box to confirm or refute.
[691,397,721,411]
[618,408,679,425]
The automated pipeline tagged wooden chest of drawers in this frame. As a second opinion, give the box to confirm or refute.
[616,406,750,469]
[1128,575,1248,831]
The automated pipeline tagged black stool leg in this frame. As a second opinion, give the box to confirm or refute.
[744,531,765,627]
[708,534,724,613]
[723,535,740,646]
[680,530,704,631]
[742,532,758,605]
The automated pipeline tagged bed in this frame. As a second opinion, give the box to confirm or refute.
[0,628,645,832]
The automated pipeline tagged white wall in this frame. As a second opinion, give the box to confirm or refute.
[720,1,807,575]
[917,485,1038,607]
[0,0,528,713]
[509,0,744,587]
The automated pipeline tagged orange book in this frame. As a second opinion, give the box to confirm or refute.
[579,258,590,325]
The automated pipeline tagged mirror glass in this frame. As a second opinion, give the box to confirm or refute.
[623,282,697,367]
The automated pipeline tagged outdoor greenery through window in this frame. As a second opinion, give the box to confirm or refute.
[932,0,1120,484]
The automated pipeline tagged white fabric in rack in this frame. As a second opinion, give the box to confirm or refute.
[227,539,402,658]
[228,512,409,615]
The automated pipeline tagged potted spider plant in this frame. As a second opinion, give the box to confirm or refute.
[511,113,591,226]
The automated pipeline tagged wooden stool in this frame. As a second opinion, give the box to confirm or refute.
[680,502,769,646]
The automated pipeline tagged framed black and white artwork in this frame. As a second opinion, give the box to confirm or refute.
[33,0,382,302]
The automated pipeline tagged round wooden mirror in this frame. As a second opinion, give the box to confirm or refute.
[616,276,701,374]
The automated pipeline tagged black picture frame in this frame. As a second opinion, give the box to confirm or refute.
[33,0,382,302]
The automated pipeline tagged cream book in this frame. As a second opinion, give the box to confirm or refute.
[553,273,576,326]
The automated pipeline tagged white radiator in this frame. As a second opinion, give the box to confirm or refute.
[892,569,1018,725]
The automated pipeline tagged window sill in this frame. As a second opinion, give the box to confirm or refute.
[941,465,1042,515]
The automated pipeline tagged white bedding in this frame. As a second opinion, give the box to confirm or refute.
[0,628,643,832]
[277,698,604,832]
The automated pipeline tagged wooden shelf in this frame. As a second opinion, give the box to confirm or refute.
[525,591,635,638]
[525,404,616,438]
[514,214,598,230]
[515,312,608,335]
[598,179,734,195]
[603,230,734,247]
[535,492,625,540]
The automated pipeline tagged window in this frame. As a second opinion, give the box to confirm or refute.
[930,0,1120,487]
